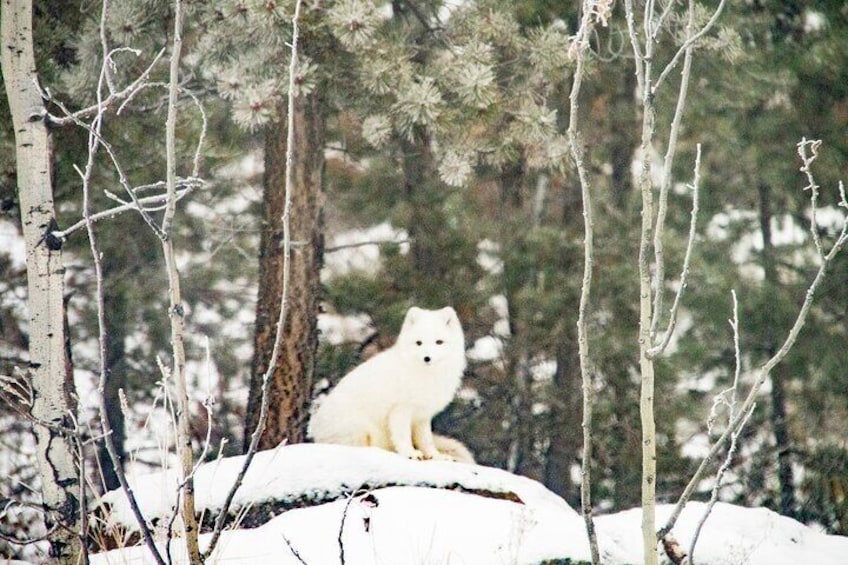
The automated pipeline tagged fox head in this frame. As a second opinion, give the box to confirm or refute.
[397,306,465,367]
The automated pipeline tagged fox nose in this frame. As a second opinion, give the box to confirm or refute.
[423,356,431,364]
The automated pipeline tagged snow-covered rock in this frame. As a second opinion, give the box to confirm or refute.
[91,443,624,563]
[90,443,848,565]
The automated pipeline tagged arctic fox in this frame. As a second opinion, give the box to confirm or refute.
[308,306,472,462]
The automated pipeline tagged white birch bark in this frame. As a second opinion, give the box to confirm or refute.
[1,0,82,561]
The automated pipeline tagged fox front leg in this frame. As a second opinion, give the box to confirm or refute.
[412,419,451,461]
[387,405,424,459]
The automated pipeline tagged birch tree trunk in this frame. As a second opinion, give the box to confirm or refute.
[1,0,82,561]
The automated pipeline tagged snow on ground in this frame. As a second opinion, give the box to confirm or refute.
[90,444,848,565]
[597,501,848,565]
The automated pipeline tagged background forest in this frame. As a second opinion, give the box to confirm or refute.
[1,0,847,560]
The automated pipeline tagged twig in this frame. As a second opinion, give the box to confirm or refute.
[47,47,167,127]
[797,138,824,257]
[652,0,728,93]
[685,290,746,564]
[647,145,701,358]
[325,238,410,253]
[281,532,308,565]
[337,489,366,565]
[650,0,698,340]
[201,0,304,558]
[567,2,601,564]
[52,182,199,240]
[44,93,166,240]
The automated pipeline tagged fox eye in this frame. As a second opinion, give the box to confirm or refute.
[416,340,422,346]
[436,340,444,345]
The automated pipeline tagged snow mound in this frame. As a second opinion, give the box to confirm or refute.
[93,443,624,564]
[597,501,848,565]
[91,444,848,565]
[97,443,572,527]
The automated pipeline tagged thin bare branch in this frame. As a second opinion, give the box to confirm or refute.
[47,48,167,127]
[568,2,602,563]
[79,42,167,565]
[650,0,698,339]
[202,0,304,557]
[685,290,746,564]
[45,93,166,239]
[624,0,645,96]
[797,138,824,257]
[653,0,728,93]
[52,181,199,240]
[647,145,701,358]
[661,181,848,539]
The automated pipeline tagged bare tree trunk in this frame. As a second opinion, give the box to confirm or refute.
[244,91,324,450]
[758,182,797,517]
[1,0,82,561]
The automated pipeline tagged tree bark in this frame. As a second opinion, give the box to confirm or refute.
[244,91,324,451]
[757,183,797,517]
[1,0,82,561]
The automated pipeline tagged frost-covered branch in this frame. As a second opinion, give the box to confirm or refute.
[47,47,167,127]
[683,290,749,565]
[567,1,603,563]
[52,179,201,240]
[660,153,848,540]
[797,138,824,257]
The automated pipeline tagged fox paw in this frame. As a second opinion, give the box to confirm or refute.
[401,449,426,460]
[422,451,456,462]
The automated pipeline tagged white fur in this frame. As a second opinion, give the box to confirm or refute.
[308,306,470,461]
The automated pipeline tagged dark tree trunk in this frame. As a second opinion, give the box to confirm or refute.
[543,325,583,503]
[758,182,797,517]
[608,69,638,211]
[244,91,325,451]
[97,273,127,492]
[496,160,536,477]
[400,129,448,284]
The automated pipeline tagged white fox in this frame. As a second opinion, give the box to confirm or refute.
[308,306,473,462]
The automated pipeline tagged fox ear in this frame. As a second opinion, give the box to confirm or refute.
[404,306,423,326]
[441,306,459,326]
